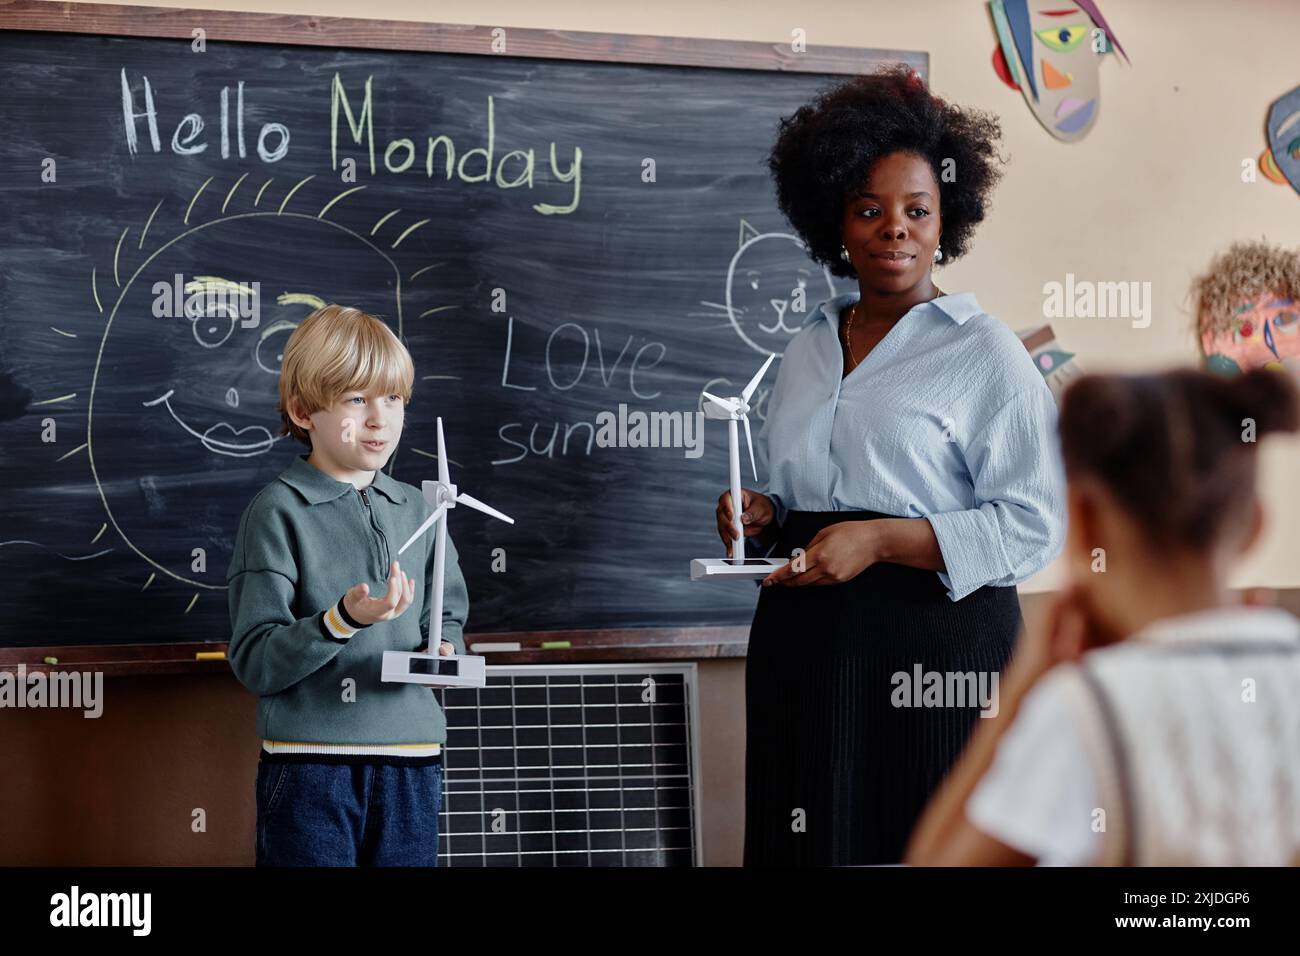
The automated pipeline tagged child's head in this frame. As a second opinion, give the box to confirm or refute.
[278,305,414,472]
[1057,368,1299,632]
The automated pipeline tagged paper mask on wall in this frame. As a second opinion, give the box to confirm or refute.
[1258,85,1300,197]
[1018,324,1082,401]
[989,0,1129,142]
[1193,240,1300,377]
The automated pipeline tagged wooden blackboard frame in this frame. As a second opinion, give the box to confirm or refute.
[0,0,927,670]
[0,0,927,75]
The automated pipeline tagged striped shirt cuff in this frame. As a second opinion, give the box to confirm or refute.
[320,595,370,643]
[926,509,1005,602]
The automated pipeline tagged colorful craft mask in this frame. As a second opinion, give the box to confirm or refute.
[1201,293,1300,376]
[989,0,1129,142]
[1018,324,1082,401]
[1259,85,1300,197]
[1194,241,1300,377]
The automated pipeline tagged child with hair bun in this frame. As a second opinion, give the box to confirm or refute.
[907,367,1300,865]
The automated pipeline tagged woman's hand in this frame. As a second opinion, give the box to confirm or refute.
[438,641,456,656]
[761,520,879,586]
[716,488,776,558]
[343,559,416,626]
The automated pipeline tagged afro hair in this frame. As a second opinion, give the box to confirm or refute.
[767,64,1005,278]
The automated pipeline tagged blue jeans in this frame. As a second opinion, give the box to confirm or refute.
[255,756,443,866]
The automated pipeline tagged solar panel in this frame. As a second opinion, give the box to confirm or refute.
[435,663,702,866]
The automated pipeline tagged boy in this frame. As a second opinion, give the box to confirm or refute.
[226,304,469,866]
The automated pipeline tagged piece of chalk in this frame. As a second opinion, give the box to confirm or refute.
[470,642,522,653]
[539,641,571,650]
[43,657,58,665]
[195,652,227,661]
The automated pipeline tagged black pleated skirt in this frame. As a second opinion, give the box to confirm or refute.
[743,510,1023,866]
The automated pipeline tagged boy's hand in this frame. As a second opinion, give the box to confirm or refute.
[343,560,416,626]
[438,642,455,656]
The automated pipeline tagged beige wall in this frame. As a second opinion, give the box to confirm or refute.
[77,0,1300,590]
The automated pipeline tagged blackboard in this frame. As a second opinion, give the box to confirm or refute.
[0,1,926,651]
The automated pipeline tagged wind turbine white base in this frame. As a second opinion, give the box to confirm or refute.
[381,650,486,687]
[690,557,789,581]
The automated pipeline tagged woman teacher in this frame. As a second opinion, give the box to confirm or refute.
[717,66,1066,866]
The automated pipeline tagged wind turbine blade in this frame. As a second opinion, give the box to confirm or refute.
[701,391,737,414]
[436,416,450,486]
[397,502,447,555]
[742,353,776,402]
[742,414,758,481]
[456,492,515,524]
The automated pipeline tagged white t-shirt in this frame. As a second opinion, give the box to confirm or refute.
[965,669,1100,866]
[965,605,1300,865]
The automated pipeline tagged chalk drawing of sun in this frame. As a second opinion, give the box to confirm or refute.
[72,175,459,609]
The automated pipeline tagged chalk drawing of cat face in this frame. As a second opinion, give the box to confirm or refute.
[698,219,838,358]
[86,177,446,591]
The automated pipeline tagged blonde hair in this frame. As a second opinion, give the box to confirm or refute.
[278,305,414,447]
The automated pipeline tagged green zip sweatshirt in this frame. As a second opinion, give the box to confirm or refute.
[226,453,469,748]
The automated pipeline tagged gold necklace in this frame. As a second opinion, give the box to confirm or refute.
[843,302,864,370]
[843,290,945,371]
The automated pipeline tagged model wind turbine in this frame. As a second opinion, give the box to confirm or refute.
[690,354,789,581]
[381,417,514,687]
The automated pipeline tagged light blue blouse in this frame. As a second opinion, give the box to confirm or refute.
[755,291,1066,602]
